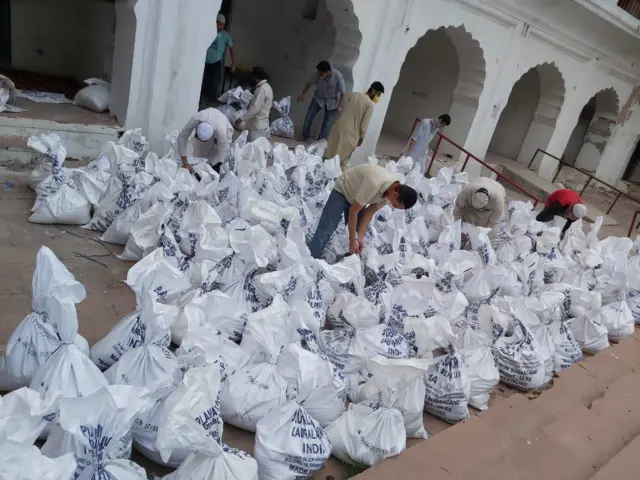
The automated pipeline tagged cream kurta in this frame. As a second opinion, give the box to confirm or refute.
[325,92,374,171]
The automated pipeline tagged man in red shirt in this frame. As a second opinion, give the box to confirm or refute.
[536,188,587,233]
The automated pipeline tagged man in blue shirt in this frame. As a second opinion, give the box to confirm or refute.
[297,60,346,142]
[202,13,236,104]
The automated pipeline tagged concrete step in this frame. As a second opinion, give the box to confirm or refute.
[590,434,640,479]
[0,100,121,168]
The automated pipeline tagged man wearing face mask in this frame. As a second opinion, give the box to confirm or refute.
[202,13,236,105]
[177,107,234,174]
[325,82,385,171]
[234,67,273,141]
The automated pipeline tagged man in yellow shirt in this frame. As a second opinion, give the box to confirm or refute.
[308,163,418,258]
[325,81,385,171]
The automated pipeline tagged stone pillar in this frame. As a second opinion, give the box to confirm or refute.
[110,0,222,153]
[574,114,615,172]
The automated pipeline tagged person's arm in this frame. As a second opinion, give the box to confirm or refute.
[536,201,565,223]
[453,193,465,222]
[239,86,264,124]
[347,202,365,254]
[177,116,199,171]
[356,203,383,249]
[336,72,346,111]
[298,72,319,102]
[406,122,424,157]
[227,35,236,72]
[359,103,373,146]
[486,199,505,230]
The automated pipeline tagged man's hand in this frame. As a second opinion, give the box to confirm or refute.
[234,119,242,129]
[181,156,193,174]
[337,105,343,113]
[296,94,305,103]
[357,238,365,253]
[231,63,237,73]
[349,237,360,255]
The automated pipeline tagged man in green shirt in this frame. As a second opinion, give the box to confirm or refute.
[202,13,237,104]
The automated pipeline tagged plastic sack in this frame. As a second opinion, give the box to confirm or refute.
[568,314,609,354]
[41,386,148,480]
[325,391,406,467]
[597,300,635,342]
[73,78,110,113]
[423,349,470,423]
[136,365,223,467]
[493,318,546,391]
[352,356,430,438]
[254,399,331,480]
[270,97,294,139]
[4,246,87,388]
[0,388,62,443]
[0,440,77,480]
[548,319,582,373]
[27,133,67,190]
[459,345,499,411]
[277,343,346,427]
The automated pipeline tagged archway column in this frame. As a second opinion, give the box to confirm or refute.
[110,0,221,153]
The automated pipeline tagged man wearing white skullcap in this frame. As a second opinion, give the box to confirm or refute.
[177,107,234,173]
[201,12,236,104]
[536,188,586,234]
[454,177,506,230]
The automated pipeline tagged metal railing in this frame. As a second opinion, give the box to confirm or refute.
[618,0,640,19]
[407,117,541,206]
[628,211,640,237]
[528,148,640,216]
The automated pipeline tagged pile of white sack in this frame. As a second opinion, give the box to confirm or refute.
[3,129,640,478]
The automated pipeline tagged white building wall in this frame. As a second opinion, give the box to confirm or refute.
[10,0,115,81]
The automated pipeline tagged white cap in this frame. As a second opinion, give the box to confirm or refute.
[196,122,214,142]
[471,190,490,210]
[572,203,587,219]
[217,13,226,24]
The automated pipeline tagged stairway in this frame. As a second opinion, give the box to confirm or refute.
[355,329,640,479]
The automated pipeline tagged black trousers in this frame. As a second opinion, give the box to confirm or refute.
[202,61,223,102]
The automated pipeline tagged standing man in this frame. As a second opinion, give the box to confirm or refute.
[235,67,273,141]
[325,81,385,171]
[297,61,346,142]
[178,107,234,174]
[405,114,452,174]
[536,188,587,234]
[202,13,236,105]
[309,163,418,259]
[454,177,506,231]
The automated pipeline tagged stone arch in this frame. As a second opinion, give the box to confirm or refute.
[564,87,620,171]
[488,62,566,165]
[378,25,486,159]
[214,0,361,135]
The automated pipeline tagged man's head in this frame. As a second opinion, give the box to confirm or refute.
[471,188,490,211]
[316,61,332,78]
[196,122,214,142]
[386,182,418,210]
[567,203,587,221]
[253,66,269,85]
[438,114,452,129]
[216,13,226,32]
[367,81,385,103]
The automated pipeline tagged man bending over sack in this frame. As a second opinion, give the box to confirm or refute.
[309,163,418,258]
[178,107,234,174]
[536,188,587,234]
[454,177,506,230]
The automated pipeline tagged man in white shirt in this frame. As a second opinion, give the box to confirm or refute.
[308,163,418,258]
[178,107,234,173]
[404,114,451,174]
[454,177,506,231]
[235,67,274,142]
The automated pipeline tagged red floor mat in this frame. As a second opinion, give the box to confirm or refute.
[0,67,83,99]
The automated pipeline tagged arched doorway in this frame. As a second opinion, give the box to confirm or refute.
[378,25,486,158]
[563,88,618,172]
[487,63,565,166]
[212,0,361,136]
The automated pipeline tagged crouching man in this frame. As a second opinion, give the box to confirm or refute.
[309,163,418,258]
[454,177,506,231]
